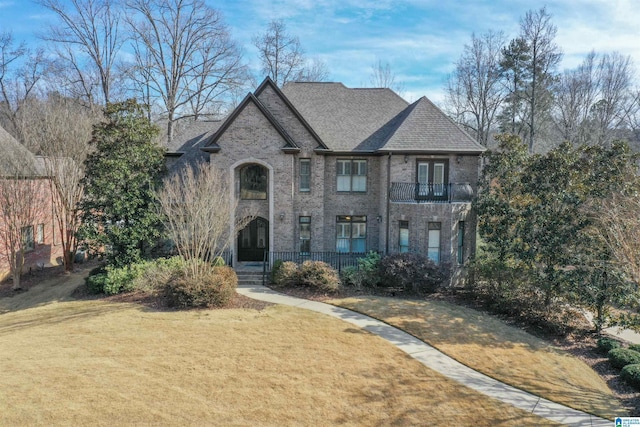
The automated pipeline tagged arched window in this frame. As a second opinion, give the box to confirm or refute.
[240,164,267,200]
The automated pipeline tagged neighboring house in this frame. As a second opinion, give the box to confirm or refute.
[0,125,63,282]
[167,77,485,285]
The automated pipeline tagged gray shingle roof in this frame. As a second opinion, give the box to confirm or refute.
[164,120,223,173]
[282,82,409,152]
[281,82,484,153]
[379,97,486,153]
[0,125,41,176]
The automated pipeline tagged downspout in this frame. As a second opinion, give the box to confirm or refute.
[385,152,391,254]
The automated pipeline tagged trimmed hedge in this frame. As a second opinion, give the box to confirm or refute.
[621,364,640,390]
[597,337,622,354]
[608,347,640,369]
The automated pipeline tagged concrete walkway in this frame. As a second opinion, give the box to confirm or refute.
[237,284,612,427]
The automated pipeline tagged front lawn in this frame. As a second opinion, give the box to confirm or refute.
[0,274,554,426]
[329,296,626,420]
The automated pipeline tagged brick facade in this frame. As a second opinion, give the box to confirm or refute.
[181,78,484,284]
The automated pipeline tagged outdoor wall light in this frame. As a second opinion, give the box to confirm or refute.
[279,212,285,220]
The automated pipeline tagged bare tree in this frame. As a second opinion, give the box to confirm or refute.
[0,32,50,141]
[253,19,329,87]
[591,52,636,144]
[369,59,405,95]
[0,128,48,289]
[445,31,506,146]
[38,0,126,106]
[590,192,640,286]
[554,51,636,145]
[554,51,598,144]
[126,0,248,144]
[16,96,99,271]
[156,162,254,278]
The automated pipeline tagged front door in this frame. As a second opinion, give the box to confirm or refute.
[237,217,269,262]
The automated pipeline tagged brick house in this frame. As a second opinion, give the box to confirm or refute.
[167,77,485,284]
[0,125,63,282]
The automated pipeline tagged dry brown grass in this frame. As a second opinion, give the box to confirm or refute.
[0,273,558,426]
[329,296,626,420]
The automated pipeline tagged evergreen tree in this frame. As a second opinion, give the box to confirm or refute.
[80,99,165,268]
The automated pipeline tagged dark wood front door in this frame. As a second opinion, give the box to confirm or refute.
[237,217,269,262]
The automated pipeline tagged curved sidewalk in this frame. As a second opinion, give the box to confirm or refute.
[237,284,612,427]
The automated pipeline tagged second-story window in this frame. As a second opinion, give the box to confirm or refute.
[417,160,448,199]
[337,159,367,192]
[300,159,311,192]
[240,164,267,200]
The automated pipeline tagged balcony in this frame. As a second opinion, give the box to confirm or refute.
[389,182,474,203]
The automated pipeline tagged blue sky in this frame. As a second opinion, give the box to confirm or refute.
[1,0,639,103]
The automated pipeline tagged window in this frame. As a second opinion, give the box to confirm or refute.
[336,215,366,253]
[300,159,311,192]
[427,222,441,263]
[36,224,44,244]
[22,225,34,251]
[337,159,367,192]
[457,221,465,264]
[417,160,448,199]
[299,216,311,253]
[240,164,267,200]
[399,220,409,253]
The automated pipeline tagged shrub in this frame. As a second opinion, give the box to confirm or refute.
[299,261,341,293]
[271,261,299,287]
[86,269,108,294]
[378,253,447,294]
[621,364,640,390]
[164,265,237,308]
[608,347,640,369]
[629,344,640,353]
[342,252,381,289]
[211,256,226,267]
[270,259,283,283]
[597,337,622,354]
[132,256,185,293]
[85,261,150,295]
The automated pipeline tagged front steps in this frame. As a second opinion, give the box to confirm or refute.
[235,270,266,287]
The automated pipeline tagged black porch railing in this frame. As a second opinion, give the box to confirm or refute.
[389,182,474,203]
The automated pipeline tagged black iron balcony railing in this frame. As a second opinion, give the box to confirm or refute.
[389,182,474,203]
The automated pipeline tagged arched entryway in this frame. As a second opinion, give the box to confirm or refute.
[237,217,269,262]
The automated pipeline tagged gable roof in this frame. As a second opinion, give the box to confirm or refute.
[204,92,299,152]
[282,82,409,152]
[255,77,329,151]
[378,97,486,154]
[0,125,42,176]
